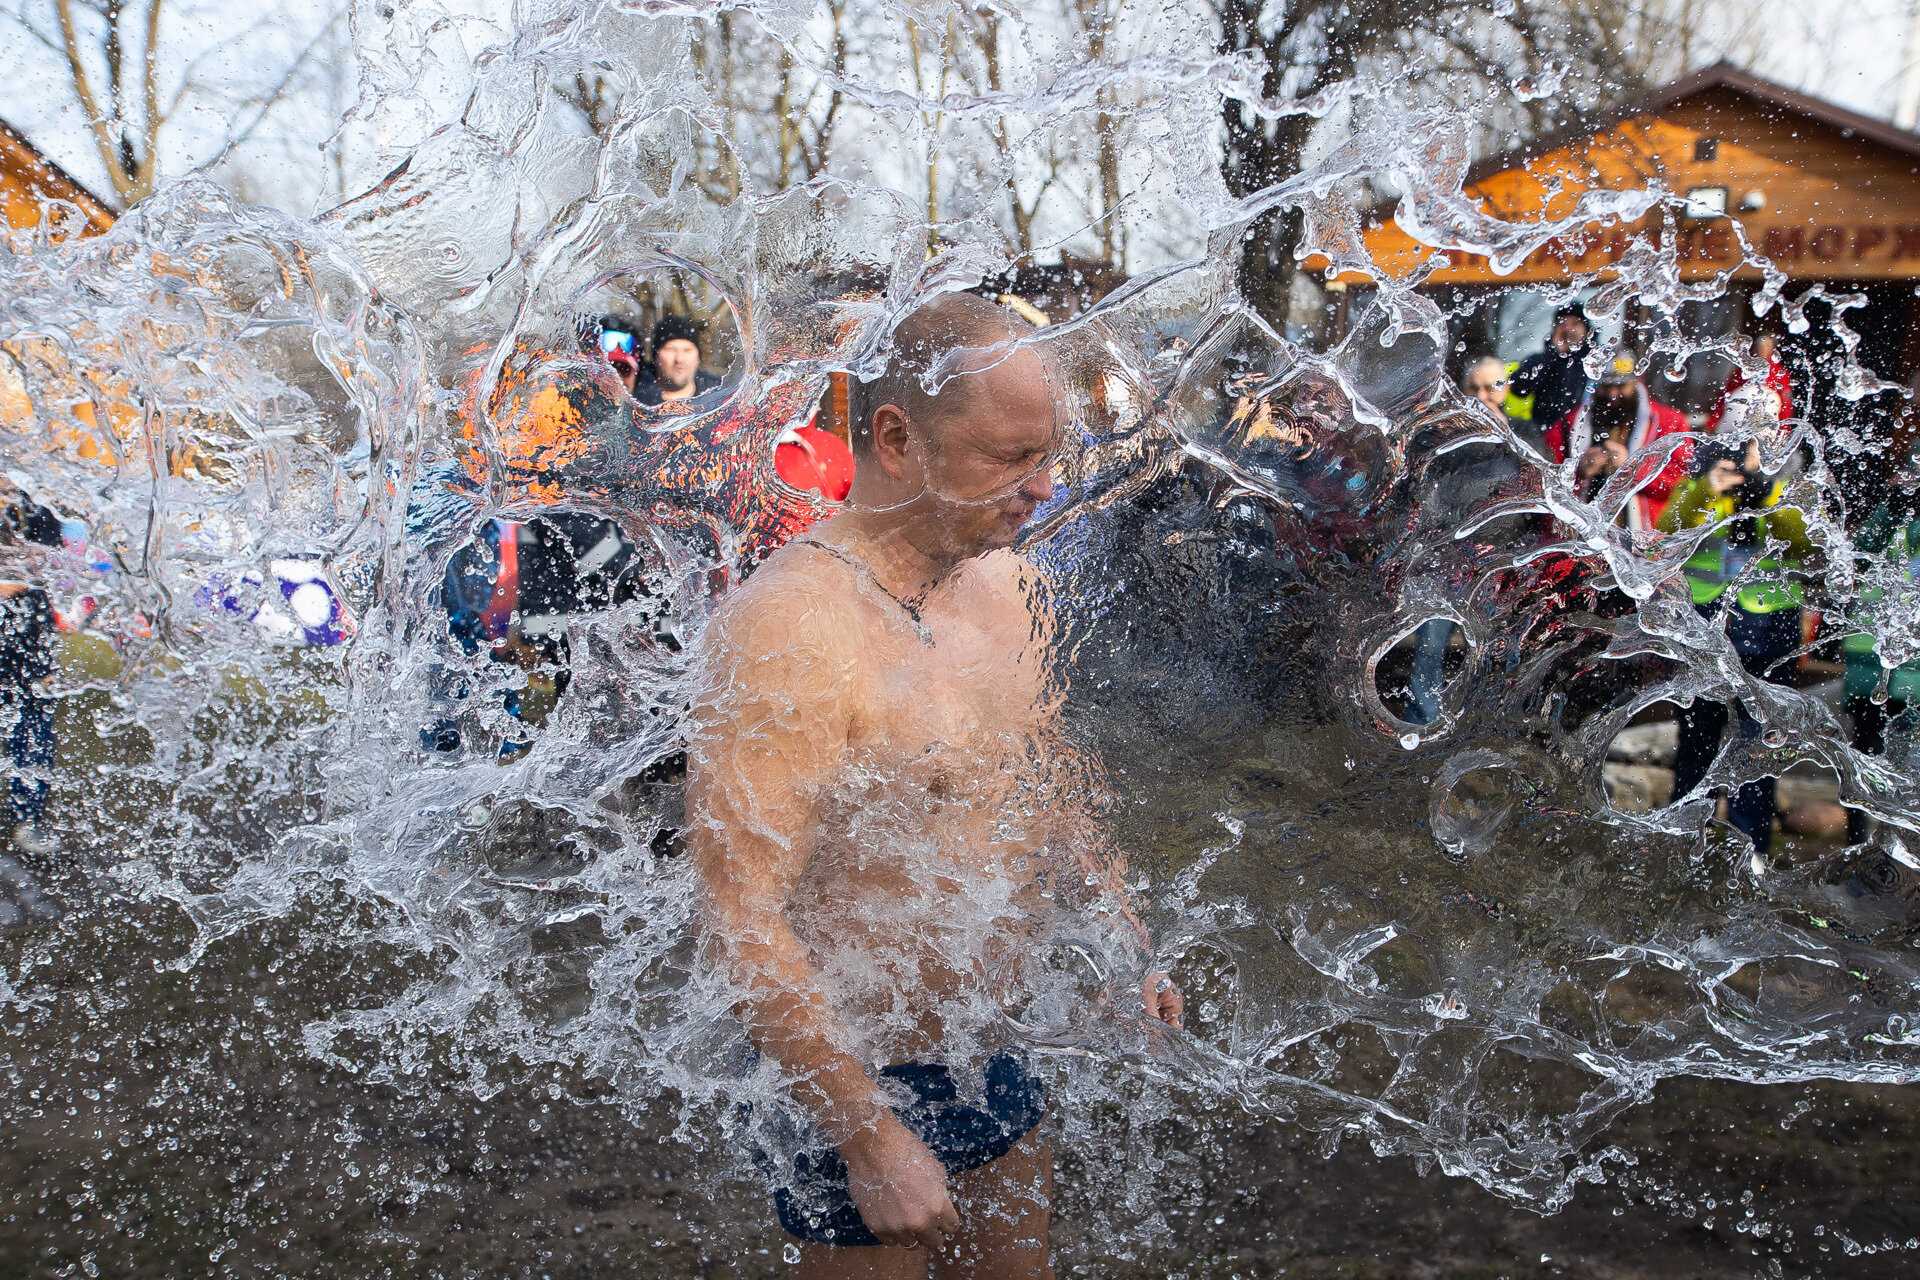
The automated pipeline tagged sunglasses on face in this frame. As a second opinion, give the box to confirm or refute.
[599,330,637,356]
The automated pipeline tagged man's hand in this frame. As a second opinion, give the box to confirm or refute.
[1142,971,1184,1028]
[1707,459,1746,495]
[1577,440,1628,481]
[841,1113,960,1251]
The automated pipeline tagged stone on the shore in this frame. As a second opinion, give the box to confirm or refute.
[1604,763,1674,813]
[1782,801,1849,839]
[1608,722,1679,768]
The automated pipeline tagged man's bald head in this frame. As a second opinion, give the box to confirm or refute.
[840,291,1061,557]
[850,293,1036,458]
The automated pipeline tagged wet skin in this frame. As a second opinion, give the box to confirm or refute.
[688,332,1180,1278]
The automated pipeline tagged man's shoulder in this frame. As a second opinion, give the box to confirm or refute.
[712,540,864,645]
[952,549,1049,625]
[971,547,1040,589]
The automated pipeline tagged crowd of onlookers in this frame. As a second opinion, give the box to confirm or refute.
[0,307,861,922]
[1447,301,1915,853]
[2,294,1915,927]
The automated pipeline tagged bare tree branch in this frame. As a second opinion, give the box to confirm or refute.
[137,0,161,195]
[54,0,128,202]
[1,6,75,60]
[208,7,349,163]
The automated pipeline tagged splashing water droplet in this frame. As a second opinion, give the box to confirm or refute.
[1512,61,1568,102]
[0,2,1917,1267]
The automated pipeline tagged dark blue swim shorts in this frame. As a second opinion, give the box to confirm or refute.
[765,1052,1047,1247]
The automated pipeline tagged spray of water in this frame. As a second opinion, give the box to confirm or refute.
[3,0,1919,1266]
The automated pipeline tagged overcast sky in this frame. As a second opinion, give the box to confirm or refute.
[1764,0,1920,119]
[0,0,1914,216]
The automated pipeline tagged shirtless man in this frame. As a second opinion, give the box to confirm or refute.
[687,294,1181,1279]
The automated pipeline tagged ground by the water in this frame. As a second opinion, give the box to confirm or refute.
[6,538,1912,1278]
[4,903,1916,1279]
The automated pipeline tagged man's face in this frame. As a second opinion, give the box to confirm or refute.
[916,347,1062,555]
[1550,318,1589,354]
[1465,366,1507,409]
[609,353,639,393]
[655,339,701,394]
[1593,380,1637,436]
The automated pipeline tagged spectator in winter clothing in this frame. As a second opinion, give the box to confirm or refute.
[1657,430,1813,853]
[1464,356,1510,414]
[1840,498,1920,845]
[433,511,653,754]
[1545,353,1693,530]
[1511,302,1593,430]
[596,314,646,396]
[0,486,67,931]
[1404,358,1541,725]
[0,489,63,856]
[636,314,724,408]
[0,583,55,848]
[1465,355,1546,453]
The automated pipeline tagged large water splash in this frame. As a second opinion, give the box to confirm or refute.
[4,0,1920,1264]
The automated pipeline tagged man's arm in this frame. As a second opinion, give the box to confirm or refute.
[684,589,959,1250]
[1041,793,1184,1028]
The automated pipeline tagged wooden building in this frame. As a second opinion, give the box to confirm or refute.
[1347,64,1920,417]
[0,118,114,236]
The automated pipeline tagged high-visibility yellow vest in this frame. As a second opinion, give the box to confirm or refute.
[1656,477,1810,613]
[1500,361,1532,421]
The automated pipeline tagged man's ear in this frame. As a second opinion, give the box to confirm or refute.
[870,403,913,481]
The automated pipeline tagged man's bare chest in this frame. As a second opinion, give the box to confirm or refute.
[859,611,1042,755]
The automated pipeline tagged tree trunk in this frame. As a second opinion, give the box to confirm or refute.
[1217,0,1308,333]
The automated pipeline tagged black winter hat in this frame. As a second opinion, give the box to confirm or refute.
[1552,301,1590,327]
[652,314,701,353]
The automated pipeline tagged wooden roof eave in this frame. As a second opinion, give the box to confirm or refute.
[1323,63,1920,290]
[0,118,117,236]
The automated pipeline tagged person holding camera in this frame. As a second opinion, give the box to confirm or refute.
[1511,302,1595,431]
[1543,352,1693,530]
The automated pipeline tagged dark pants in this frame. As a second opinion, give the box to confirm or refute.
[3,692,54,828]
[1672,604,1800,853]
[1846,693,1913,845]
[1405,618,1454,726]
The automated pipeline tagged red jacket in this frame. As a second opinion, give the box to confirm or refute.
[1541,386,1693,530]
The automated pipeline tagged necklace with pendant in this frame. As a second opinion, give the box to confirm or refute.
[794,537,935,646]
